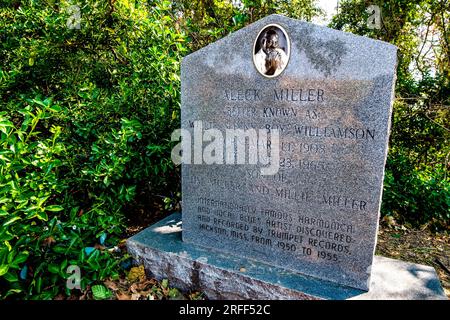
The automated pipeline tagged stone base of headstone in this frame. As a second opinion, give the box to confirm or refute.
[126,213,447,300]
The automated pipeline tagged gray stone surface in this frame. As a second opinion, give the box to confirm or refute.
[181,14,398,290]
[127,213,447,300]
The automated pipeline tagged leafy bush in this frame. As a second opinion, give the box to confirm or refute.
[0,0,187,299]
[381,71,450,231]
[331,0,449,230]
[0,99,66,298]
[172,0,322,51]
[382,153,449,230]
[0,98,127,299]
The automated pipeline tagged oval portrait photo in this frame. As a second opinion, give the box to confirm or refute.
[253,24,290,77]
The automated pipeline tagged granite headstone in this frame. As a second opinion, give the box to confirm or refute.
[180,14,397,291]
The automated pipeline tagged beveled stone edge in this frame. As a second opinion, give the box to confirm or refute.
[126,213,447,300]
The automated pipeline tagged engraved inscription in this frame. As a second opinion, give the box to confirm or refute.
[182,18,396,291]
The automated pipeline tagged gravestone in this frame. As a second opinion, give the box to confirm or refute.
[180,14,396,291]
[127,14,447,299]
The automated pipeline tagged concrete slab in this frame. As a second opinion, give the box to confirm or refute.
[127,213,447,300]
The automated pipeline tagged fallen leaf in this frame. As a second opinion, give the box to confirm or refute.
[382,215,396,227]
[104,279,118,291]
[94,244,106,250]
[131,293,141,300]
[135,280,153,291]
[116,292,131,300]
[79,286,90,300]
[129,283,139,293]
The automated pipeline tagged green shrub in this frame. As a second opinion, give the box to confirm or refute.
[331,0,450,231]
[0,99,65,298]
[0,98,126,299]
[382,154,450,230]
[0,0,187,299]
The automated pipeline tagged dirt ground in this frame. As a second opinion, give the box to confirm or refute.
[376,223,449,298]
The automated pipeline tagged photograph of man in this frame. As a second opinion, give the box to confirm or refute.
[254,26,289,77]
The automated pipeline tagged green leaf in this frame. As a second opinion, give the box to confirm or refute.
[0,231,13,242]
[6,289,22,297]
[3,216,21,226]
[36,276,42,293]
[52,246,66,254]
[60,259,68,273]
[45,205,64,212]
[92,284,111,300]
[48,264,59,274]
[161,278,168,289]
[4,240,12,251]
[13,251,29,264]
[168,288,180,298]
[48,105,62,112]
[0,264,9,276]
[0,120,14,128]
[3,271,19,282]
[7,250,16,263]
[37,211,48,221]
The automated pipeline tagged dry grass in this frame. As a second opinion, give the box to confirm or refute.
[376,222,449,298]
